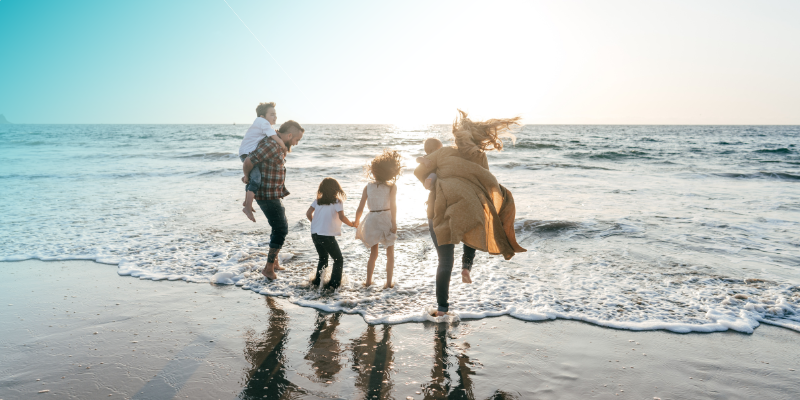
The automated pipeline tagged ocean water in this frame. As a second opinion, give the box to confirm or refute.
[1,124,799,333]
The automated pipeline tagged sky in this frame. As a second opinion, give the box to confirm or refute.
[1,0,799,124]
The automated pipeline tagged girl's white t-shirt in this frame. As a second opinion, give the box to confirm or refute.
[310,200,344,236]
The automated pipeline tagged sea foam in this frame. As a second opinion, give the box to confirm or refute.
[2,123,799,333]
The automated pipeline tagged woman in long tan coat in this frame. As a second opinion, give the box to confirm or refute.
[415,110,526,317]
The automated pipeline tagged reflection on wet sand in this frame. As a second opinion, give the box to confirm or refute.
[420,325,474,399]
[352,324,395,399]
[420,325,516,400]
[239,297,303,399]
[238,297,515,399]
[305,312,343,382]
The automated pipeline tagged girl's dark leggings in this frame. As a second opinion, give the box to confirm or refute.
[428,219,476,312]
[311,233,344,289]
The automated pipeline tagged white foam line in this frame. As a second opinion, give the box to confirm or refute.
[3,254,796,334]
[239,284,768,333]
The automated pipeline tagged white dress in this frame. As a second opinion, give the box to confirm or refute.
[355,183,396,247]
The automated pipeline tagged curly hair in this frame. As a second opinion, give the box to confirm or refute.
[316,177,346,206]
[452,109,521,152]
[365,149,403,184]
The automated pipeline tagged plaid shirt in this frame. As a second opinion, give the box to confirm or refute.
[248,137,289,200]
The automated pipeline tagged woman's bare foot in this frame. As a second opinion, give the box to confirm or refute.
[461,269,472,283]
[383,281,394,289]
[242,207,256,222]
[364,281,373,287]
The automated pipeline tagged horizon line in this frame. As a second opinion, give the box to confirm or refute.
[2,122,800,126]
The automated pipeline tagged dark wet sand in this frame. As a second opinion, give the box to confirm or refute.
[1,260,799,400]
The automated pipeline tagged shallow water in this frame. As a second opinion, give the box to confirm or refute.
[1,124,799,332]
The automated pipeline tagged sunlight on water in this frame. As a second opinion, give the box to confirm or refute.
[1,124,799,332]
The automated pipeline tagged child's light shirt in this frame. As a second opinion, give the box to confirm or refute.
[238,117,277,156]
[310,199,344,236]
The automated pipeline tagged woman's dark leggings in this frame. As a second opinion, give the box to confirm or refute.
[428,219,476,312]
[311,233,344,289]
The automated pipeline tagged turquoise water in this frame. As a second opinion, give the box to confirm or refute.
[1,124,799,332]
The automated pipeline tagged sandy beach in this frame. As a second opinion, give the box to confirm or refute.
[1,260,798,399]
[4,0,800,397]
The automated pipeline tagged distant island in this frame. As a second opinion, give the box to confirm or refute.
[0,114,11,124]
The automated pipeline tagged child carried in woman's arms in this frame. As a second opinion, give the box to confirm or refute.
[417,138,443,190]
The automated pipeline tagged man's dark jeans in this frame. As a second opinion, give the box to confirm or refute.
[428,219,476,312]
[256,199,288,249]
[311,233,344,289]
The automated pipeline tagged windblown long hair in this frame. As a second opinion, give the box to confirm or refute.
[316,177,346,206]
[452,109,521,152]
[365,149,403,185]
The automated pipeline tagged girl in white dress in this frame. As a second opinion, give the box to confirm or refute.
[355,150,403,288]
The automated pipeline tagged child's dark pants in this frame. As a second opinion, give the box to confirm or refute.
[311,233,344,289]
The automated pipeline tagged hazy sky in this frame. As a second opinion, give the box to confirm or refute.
[1,0,799,124]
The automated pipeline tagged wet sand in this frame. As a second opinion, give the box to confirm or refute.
[1,260,799,400]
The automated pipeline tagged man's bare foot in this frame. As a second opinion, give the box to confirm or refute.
[261,267,277,280]
[242,207,256,222]
[273,258,285,271]
[436,311,446,317]
[461,269,472,283]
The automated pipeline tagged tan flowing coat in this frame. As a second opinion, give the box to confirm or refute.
[414,147,526,260]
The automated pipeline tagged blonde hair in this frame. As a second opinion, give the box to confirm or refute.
[256,102,275,117]
[452,109,521,153]
[365,149,403,184]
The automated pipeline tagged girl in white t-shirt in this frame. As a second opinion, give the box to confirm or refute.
[306,178,356,289]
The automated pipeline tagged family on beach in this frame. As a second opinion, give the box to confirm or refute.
[237,102,525,316]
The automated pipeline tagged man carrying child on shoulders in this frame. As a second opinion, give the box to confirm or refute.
[242,120,305,280]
